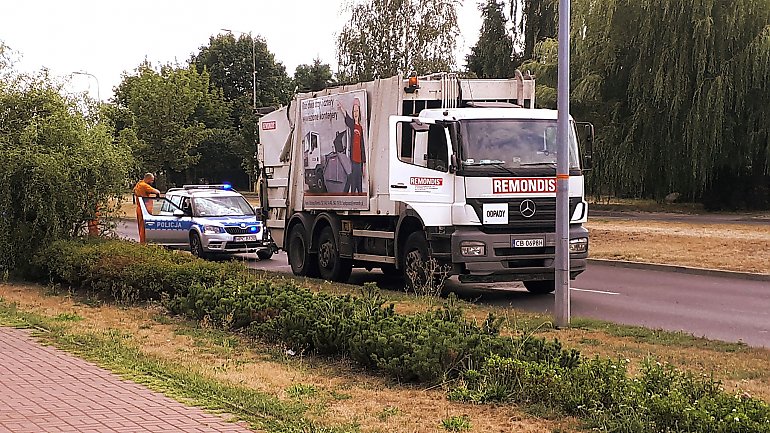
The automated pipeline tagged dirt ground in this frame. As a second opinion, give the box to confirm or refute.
[587,218,770,274]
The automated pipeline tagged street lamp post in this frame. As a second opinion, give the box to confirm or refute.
[72,71,100,102]
[555,0,572,327]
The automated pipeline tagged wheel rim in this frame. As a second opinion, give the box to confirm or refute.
[405,249,426,286]
[318,238,334,270]
[191,236,201,256]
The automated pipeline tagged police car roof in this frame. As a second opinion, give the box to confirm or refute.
[167,185,243,197]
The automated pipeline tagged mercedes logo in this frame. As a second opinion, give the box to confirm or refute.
[519,199,536,218]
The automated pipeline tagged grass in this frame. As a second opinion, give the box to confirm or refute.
[0,283,571,433]
[441,415,472,431]
[587,218,770,274]
[587,197,704,214]
[0,299,329,433]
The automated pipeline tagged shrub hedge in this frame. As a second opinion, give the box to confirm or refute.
[451,356,770,432]
[33,239,770,432]
[34,239,577,383]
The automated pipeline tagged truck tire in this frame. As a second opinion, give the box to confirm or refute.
[190,232,208,260]
[288,224,318,277]
[402,231,430,290]
[316,226,352,282]
[523,280,555,294]
[257,249,273,260]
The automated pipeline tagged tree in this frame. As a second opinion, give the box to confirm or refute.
[510,0,558,60]
[336,0,460,82]
[0,66,132,273]
[515,0,770,208]
[192,33,293,188]
[113,62,230,186]
[466,0,518,78]
[294,58,334,92]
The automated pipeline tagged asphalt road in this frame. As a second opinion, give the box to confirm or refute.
[115,220,770,348]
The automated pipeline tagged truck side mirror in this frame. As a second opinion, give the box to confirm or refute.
[577,122,595,172]
[449,154,458,173]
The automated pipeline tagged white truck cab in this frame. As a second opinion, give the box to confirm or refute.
[257,72,592,293]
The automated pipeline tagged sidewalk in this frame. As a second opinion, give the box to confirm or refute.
[0,328,254,433]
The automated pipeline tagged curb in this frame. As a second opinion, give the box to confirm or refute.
[587,258,770,282]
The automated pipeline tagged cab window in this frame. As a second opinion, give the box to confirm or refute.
[396,122,449,172]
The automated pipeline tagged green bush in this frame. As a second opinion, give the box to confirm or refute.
[451,356,770,432]
[0,70,132,274]
[35,239,576,383]
[34,239,245,301]
[34,238,770,432]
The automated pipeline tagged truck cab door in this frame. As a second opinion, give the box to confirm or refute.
[388,116,454,205]
[138,197,191,246]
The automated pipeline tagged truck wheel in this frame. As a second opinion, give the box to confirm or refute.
[288,224,319,277]
[403,232,430,290]
[523,280,555,294]
[317,226,352,282]
[190,233,208,260]
[257,249,273,260]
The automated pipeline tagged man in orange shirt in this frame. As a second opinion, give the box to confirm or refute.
[133,173,160,243]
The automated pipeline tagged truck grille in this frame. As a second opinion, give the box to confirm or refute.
[467,197,581,233]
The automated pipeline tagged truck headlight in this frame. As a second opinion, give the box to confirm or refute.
[203,225,224,234]
[569,237,588,253]
[460,241,486,257]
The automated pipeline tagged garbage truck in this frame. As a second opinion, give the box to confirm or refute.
[257,71,593,293]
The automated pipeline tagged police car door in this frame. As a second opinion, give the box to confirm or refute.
[138,197,191,247]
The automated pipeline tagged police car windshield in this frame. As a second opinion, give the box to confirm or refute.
[192,196,254,217]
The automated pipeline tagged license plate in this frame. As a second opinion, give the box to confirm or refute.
[235,235,258,242]
[513,238,544,248]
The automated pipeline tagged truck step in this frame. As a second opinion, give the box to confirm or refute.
[353,253,396,264]
[351,229,395,239]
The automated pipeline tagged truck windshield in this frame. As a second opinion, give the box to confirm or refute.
[460,119,580,169]
[193,196,254,217]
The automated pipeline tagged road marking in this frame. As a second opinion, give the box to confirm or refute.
[571,287,620,295]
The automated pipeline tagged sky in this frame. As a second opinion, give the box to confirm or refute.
[1,0,483,102]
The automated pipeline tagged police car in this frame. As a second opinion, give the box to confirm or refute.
[137,184,275,260]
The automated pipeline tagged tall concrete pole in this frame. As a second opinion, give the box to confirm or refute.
[555,0,571,327]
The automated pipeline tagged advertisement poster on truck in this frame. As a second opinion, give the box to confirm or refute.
[300,90,369,210]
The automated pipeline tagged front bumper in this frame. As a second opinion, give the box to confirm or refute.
[447,225,589,283]
[202,233,268,254]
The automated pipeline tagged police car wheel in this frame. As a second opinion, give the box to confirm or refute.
[257,249,273,260]
[190,233,208,259]
[523,280,555,294]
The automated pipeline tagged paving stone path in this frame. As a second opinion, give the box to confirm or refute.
[0,328,254,433]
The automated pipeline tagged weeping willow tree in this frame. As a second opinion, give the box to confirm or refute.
[336,0,459,82]
[519,0,770,207]
[510,0,558,60]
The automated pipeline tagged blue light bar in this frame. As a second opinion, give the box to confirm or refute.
[222,183,232,190]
